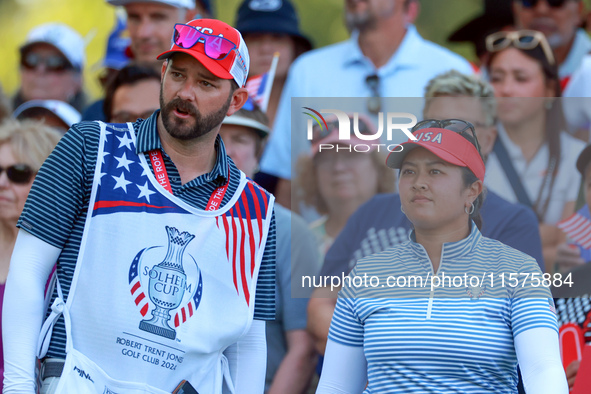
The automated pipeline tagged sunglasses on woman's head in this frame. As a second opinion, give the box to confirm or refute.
[485,30,555,65]
[412,119,481,153]
[21,52,73,73]
[0,164,35,184]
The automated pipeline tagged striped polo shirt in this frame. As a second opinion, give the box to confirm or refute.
[328,224,557,393]
[18,112,276,359]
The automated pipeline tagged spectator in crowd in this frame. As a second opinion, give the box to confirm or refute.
[234,0,313,195]
[512,0,589,89]
[103,64,160,123]
[105,0,210,67]
[259,0,473,208]
[295,115,395,260]
[308,71,544,358]
[0,119,62,390]
[316,118,567,393]
[15,23,87,113]
[551,144,591,390]
[82,9,132,122]
[484,29,585,271]
[554,144,591,272]
[220,103,318,394]
[235,0,312,126]
[448,0,514,67]
[13,99,81,134]
[0,84,11,122]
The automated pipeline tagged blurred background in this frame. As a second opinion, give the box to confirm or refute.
[0,0,543,100]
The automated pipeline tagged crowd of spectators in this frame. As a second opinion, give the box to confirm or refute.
[3,0,591,392]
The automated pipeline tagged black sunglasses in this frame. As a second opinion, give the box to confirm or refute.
[21,52,73,73]
[412,119,481,153]
[366,74,381,114]
[0,164,35,184]
[520,0,571,8]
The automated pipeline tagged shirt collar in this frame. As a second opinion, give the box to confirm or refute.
[408,221,483,261]
[343,24,423,73]
[135,110,229,184]
[560,29,591,79]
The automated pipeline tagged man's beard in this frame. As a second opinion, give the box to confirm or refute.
[345,11,377,32]
[159,89,232,141]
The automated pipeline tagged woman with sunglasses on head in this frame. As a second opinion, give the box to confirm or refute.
[0,119,61,389]
[484,30,586,273]
[316,119,568,393]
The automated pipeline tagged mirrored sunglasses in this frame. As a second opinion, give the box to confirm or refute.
[21,52,73,72]
[173,24,237,61]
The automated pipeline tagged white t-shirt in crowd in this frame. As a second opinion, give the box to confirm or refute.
[485,124,585,225]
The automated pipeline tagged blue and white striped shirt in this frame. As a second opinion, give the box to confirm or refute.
[329,224,557,393]
[18,112,276,359]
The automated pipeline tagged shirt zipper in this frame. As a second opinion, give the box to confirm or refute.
[426,244,445,320]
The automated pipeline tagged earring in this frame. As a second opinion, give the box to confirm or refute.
[464,202,475,215]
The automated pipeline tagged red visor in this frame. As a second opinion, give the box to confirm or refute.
[386,128,485,181]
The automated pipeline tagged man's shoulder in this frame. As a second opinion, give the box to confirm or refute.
[411,35,472,70]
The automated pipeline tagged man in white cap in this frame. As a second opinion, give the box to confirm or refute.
[16,23,87,112]
[13,99,81,134]
[106,0,211,66]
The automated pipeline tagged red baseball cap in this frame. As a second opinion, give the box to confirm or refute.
[386,128,485,181]
[157,19,250,87]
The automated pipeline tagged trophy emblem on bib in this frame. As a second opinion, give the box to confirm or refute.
[139,226,195,339]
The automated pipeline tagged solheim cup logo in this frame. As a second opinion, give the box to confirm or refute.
[129,226,203,340]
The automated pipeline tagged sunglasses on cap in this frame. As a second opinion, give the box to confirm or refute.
[173,24,238,61]
[519,0,572,8]
[311,116,373,143]
[486,30,555,65]
[21,52,73,73]
[0,164,35,184]
[412,119,481,153]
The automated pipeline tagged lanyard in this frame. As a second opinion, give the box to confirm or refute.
[148,149,230,211]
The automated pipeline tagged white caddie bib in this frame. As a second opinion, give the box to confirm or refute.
[37,122,274,393]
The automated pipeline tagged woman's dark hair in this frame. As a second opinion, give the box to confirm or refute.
[458,131,487,230]
[103,64,161,122]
